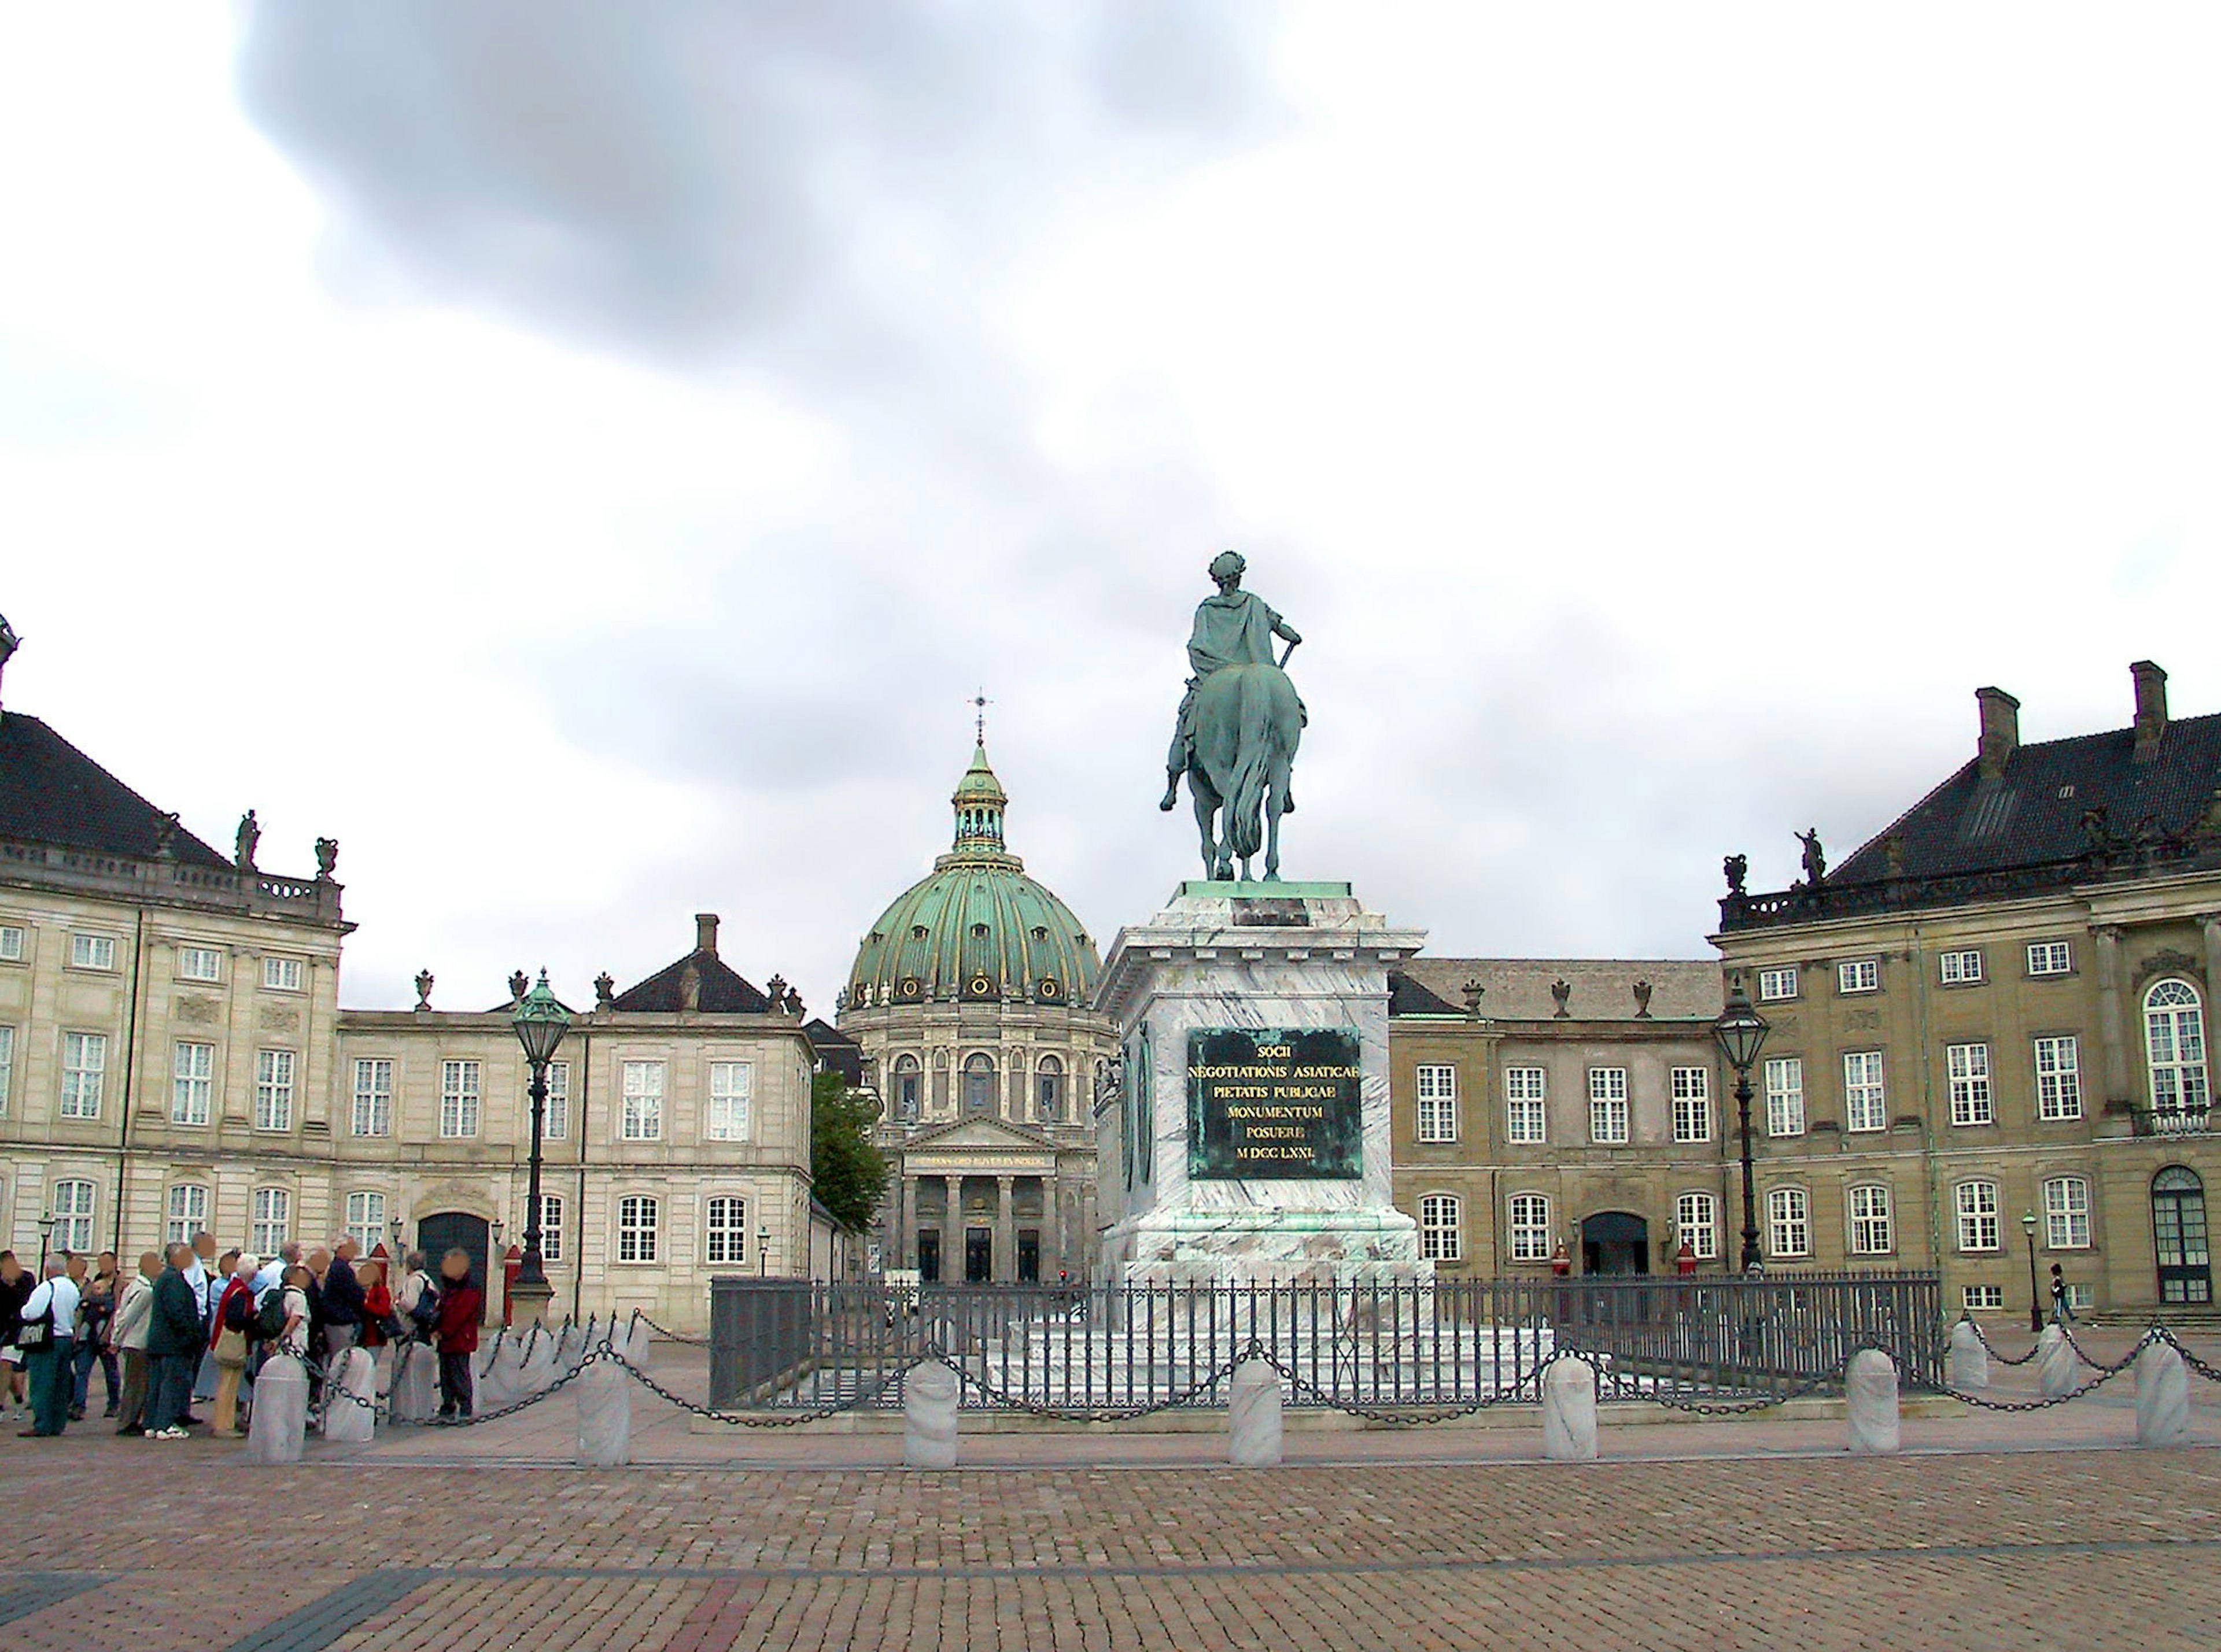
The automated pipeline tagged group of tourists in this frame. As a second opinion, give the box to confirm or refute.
[0,1235,486,1440]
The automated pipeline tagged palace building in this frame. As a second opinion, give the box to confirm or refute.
[835,741,1115,1283]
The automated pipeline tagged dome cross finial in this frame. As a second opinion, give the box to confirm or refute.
[971,687,991,748]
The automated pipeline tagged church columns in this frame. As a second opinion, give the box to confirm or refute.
[941,1175,961,1283]
[896,1173,915,1274]
[995,1176,1016,1283]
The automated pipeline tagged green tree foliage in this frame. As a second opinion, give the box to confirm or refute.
[811,1069,888,1235]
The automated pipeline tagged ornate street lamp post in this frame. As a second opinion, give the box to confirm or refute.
[35,1210,56,1270]
[1711,976,1771,1273]
[2021,1211,2043,1334]
[758,1226,772,1278]
[512,970,571,1323]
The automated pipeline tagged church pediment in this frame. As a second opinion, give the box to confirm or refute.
[906,1117,1058,1153]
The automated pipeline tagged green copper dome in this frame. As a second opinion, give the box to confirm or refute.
[849,744,1100,1009]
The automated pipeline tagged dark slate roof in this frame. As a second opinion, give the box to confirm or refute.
[0,712,227,867]
[1389,971,1461,1017]
[609,949,774,1014]
[1833,711,2221,885]
[806,1018,865,1085]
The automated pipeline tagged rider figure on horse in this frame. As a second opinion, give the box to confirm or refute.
[1160,551,1305,812]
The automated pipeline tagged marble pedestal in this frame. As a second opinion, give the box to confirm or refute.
[1094,881,1428,1287]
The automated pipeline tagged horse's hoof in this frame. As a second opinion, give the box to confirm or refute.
[1159,796,1177,812]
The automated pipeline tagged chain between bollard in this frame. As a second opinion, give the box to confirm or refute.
[1928,1325,2160,1412]
[1961,1316,2042,1366]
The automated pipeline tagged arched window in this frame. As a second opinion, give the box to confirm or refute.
[1766,1187,1810,1258]
[1419,1193,1462,1262]
[2153,1167,2212,1304]
[534,1193,563,1264]
[2042,1176,2091,1249]
[964,1053,997,1114]
[1507,1193,1552,1262]
[1675,1191,1718,1261]
[2143,979,2210,1123]
[165,1184,209,1248]
[618,1195,659,1263]
[250,1187,290,1256]
[894,1054,921,1122]
[1954,1180,2000,1252]
[1036,1054,1064,1122]
[51,1178,95,1253]
[1847,1184,1894,1255]
[344,1191,387,1257]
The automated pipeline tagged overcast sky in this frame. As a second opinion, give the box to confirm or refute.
[5,5,2219,1013]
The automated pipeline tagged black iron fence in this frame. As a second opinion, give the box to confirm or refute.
[707,1272,1943,1413]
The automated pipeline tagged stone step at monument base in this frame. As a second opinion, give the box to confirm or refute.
[1103,1207,1431,1290]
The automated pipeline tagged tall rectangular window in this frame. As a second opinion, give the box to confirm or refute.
[1946,1043,1993,1126]
[1757,966,1799,1002]
[1837,958,1879,995]
[1418,1193,1462,1261]
[534,1193,564,1263]
[263,956,304,991]
[1767,1187,1810,1258]
[1414,1065,1458,1143]
[1508,1193,1552,1262]
[171,1041,214,1126]
[2043,1176,2091,1248]
[1670,1067,1711,1143]
[1956,1180,2000,1251]
[1938,949,1983,985]
[0,1024,13,1117]
[176,945,222,982]
[251,1187,290,1255]
[352,1058,393,1137]
[2034,1036,2082,1121]
[71,934,116,971]
[1676,1191,1719,1261]
[53,1179,95,1252]
[1504,1066,1547,1143]
[1844,1050,1888,1132]
[618,1195,659,1262]
[2027,941,2073,977]
[0,925,23,961]
[1588,1067,1629,1144]
[256,1049,295,1131]
[707,1062,753,1141]
[1763,1056,1806,1137]
[60,1032,106,1119]
[345,1191,386,1256]
[705,1195,747,1265]
[1849,1184,1894,1255]
[542,1060,570,1140]
[165,1184,208,1247]
[622,1061,665,1141]
[440,1059,481,1139]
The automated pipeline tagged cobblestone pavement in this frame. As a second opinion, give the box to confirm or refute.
[0,1324,2214,1650]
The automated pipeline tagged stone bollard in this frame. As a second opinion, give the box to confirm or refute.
[575,1352,633,1467]
[1541,1358,1598,1462]
[247,1356,308,1464]
[625,1318,654,1370]
[519,1329,558,1400]
[1946,1320,1989,1391]
[2037,1324,2078,1398]
[1844,1349,1900,1455]
[1227,1358,1284,1467]
[2135,1341,2191,1448]
[904,1359,961,1469]
[321,1348,379,1446]
[390,1343,437,1422]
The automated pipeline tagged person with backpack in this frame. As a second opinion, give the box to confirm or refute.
[397,1251,440,1342]
[209,1254,258,1439]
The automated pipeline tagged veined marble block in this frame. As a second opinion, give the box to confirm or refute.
[1095,881,1429,1285]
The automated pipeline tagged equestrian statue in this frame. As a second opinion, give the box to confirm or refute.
[1160,550,1306,881]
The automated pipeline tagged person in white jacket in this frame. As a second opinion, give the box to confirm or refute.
[109,1251,160,1436]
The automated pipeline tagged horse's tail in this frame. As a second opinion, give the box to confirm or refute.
[1226,668,1276,860]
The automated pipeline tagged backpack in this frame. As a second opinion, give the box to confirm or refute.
[253,1290,288,1343]
[408,1283,440,1335]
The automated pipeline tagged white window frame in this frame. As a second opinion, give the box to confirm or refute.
[1419,1193,1462,1262]
[2034,1035,2082,1121]
[71,933,117,971]
[1504,1066,1547,1144]
[344,1191,386,1256]
[1939,949,1983,985]
[1588,1066,1629,1145]
[1848,1183,1894,1255]
[1955,1180,2001,1252]
[1676,1191,1719,1261]
[1844,1049,1888,1133]
[704,1195,747,1266]
[543,1059,570,1141]
[1946,1042,1993,1127]
[165,1183,209,1247]
[1963,1284,2005,1312]
[60,1030,106,1119]
[171,1040,214,1126]
[176,945,222,983]
[352,1058,393,1137]
[1414,1064,1458,1144]
[2042,1176,2091,1249]
[0,1023,13,1117]
[1766,1187,1811,1259]
[1763,1056,1806,1137]
[2143,979,2211,1118]
[250,1187,290,1256]
[707,1061,753,1142]
[52,1178,95,1252]
[617,1194,659,1263]
[1670,1066,1711,1143]
[621,1060,666,1141]
[262,956,304,992]
[0,925,23,962]
[1837,958,1880,995]
[1757,966,1799,1003]
[255,1048,296,1132]
[534,1192,564,1263]
[2026,941,2074,978]
[1507,1193,1553,1263]
[440,1059,482,1139]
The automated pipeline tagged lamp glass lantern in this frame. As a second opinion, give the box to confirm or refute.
[1711,977,1770,1073]
[513,970,573,1067]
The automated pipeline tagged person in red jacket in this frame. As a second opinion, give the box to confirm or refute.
[432,1249,483,1419]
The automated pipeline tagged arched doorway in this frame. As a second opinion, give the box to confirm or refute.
[418,1211,490,1307]
[2153,1167,2212,1305]
[1582,1211,1651,1276]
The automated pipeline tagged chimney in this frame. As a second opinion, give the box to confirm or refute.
[2132,660,2168,762]
[1976,686,2020,779]
[695,912,720,956]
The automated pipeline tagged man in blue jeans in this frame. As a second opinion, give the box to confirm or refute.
[17,1255,79,1437]
[143,1243,203,1439]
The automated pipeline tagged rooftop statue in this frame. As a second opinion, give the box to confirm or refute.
[1160,550,1305,881]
